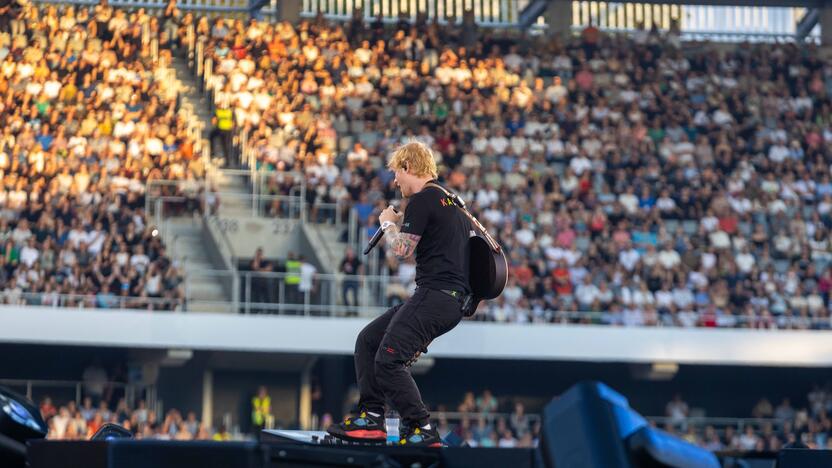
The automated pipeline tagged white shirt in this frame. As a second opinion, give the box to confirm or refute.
[20,245,40,267]
[575,283,600,306]
[299,262,316,293]
[658,249,681,269]
[618,249,640,271]
[736,252,755,273]
[672,288,694,308]
[130,254,150,273]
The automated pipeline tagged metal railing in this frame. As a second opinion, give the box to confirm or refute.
[433,411,790,439]
[569,2,820,43]
[475,308,832,329]
[34,0,250,14]
[0,378,158,413]
[647,416,786,434]
[7,287,832,330]
[6,292,184,311]
[287,0,517,26]
[182,269,397,315]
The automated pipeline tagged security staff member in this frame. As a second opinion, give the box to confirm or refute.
[251,386,271,430]
[284,252,301,306]
[210,106,235,166]
[328,141,469,447]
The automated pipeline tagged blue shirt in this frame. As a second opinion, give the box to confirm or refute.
[355,202,373,225]
[36,134,53,151]
[499,154,516,173]
[506,119,525,135]
[631,231,657,247]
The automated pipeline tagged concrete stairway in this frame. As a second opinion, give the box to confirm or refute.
[170,54,253,218]
[164,52,235,313]
[165,217,231,313]
[306,224,348,275]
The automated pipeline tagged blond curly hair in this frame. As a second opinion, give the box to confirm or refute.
[387,141,438,180]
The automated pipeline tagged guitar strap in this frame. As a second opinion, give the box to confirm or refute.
[424,182,503,254]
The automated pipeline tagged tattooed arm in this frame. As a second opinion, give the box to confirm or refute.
[383,224,421,259]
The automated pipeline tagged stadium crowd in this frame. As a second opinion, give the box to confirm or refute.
[313,385,832,451]
[664,388,832,451]
[38,382,832,451]
[39,395,226,441]
[0,2,202,309]
[3,1,832,329]
[192,12,832,329]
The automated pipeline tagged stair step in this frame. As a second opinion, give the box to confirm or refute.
[166,56,241,313]
[186,302,234,314]
[187,288,226,302]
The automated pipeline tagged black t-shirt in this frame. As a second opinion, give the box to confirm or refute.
[400,184,470,293]
[339,257,361,275]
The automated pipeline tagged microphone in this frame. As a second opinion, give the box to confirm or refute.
[364,226,385,255]
[364,204,399,255]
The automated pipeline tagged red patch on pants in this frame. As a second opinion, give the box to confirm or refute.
[385,346,395,354]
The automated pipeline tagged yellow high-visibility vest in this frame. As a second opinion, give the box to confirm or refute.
[285,260,301,285]
[216,108,233,131]
[252,395,271,426]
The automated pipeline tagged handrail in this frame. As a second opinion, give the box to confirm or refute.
[7,288,832,328]
[0,378,158,419]
[434,411,789,437]
[6,292,183,309]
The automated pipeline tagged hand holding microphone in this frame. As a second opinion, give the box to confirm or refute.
[364,205,402,255]
[378,205,403,225]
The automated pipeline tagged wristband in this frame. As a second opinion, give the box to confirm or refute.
[381,221,396,232]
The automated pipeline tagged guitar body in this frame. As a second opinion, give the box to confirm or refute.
[466,232,508,317]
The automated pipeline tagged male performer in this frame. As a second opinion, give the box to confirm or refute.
[328,141,470,447]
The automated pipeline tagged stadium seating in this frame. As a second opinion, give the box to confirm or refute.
[193,14,832,329]
[0,3,205,310]
[3,2,832,330]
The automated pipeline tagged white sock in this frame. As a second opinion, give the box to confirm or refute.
[421,423,431,430]
[367,411,380,417]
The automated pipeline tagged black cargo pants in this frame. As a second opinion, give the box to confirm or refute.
[354,287,463,427]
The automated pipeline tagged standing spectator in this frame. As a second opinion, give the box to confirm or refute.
[251,385,271,431]
[510,402,530,437]
[458,391,476,413]
[775,398,796,422]
[476,389,498,415]
[298,254,317,308]
[751,398,774,419]
[339,247,362,310]
[82,360,108,403]
[666,393,689,430]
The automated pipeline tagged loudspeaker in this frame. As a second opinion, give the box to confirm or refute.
[28,440,266,468]
[0,386,48,442]
[539,381,719,468]
[90,423,133,441]
[777,449,832,468]
[0,386,48,468]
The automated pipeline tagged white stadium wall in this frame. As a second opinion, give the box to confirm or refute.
[1,306,830,367]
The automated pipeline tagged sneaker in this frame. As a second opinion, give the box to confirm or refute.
[398,424,444,447]
[327,410,386,442]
